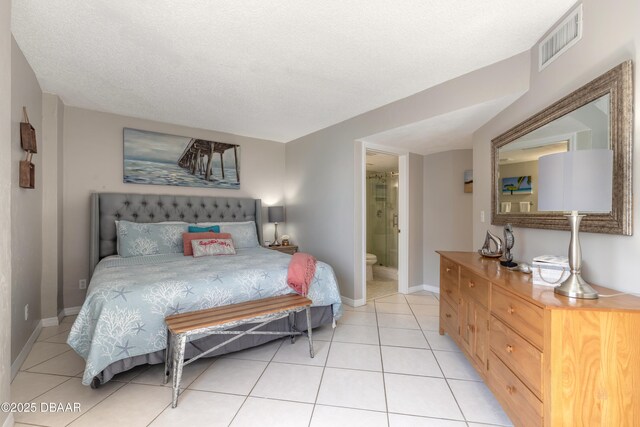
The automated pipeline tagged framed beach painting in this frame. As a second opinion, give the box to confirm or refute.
[123,128,240,189]
[501,176,532,195]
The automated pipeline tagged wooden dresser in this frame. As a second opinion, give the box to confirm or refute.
[438,251,640,427]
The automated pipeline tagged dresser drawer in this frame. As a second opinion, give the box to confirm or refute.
[490,316,543,399]
[459,267,489,308]
[488,353,543,427]
[440,259,459,305]
[440,297,458,338]
[491,286,544,349]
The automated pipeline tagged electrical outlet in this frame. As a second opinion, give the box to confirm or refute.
[480,210,485,223]
[24,304,29,321]
[79,279,87,289]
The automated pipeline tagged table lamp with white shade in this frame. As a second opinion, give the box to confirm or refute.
[537,149,613,299]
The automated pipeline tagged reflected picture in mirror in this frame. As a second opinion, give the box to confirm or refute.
[497,94,610,215]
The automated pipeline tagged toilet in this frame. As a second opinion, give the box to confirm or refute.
[366,253,377,281]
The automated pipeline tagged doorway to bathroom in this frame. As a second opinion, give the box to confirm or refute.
[365,150,399,300]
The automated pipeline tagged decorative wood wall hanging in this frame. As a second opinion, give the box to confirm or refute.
[19,107,37,189]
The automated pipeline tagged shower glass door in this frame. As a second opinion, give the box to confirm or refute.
[366,172,398,268]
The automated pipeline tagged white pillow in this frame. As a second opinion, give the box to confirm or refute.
[191,238,237,257]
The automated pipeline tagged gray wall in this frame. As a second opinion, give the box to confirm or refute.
[473,0,640,292]
[423,150,473,287]
[41,93,64,318]
[0,1,13,424]
[286,53,529,301]
[408,153,424,288]
[61,107,286,308]
[11,36,43,363]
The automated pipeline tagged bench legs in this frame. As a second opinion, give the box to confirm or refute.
[171,334,187,408]
[165,306,315,408]
[290,313,297,344]
[163,330,172,385]
[306,306,315,358]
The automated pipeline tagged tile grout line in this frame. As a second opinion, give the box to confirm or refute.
[42,329,72,344]
[143,356,217,426]
[406,293,470,424]
[411,300,470,425]
[16,376,75,409]
[61,379,126,426]
[20,348,74,373]
[226,337,285,426]
[375,296,393,426]
[307,322,335,427]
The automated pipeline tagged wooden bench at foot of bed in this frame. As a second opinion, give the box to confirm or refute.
[164,294,315,408]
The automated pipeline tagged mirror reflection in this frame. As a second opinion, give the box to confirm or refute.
[497,93,610,214]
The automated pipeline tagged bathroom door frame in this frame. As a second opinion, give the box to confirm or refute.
[359,142,409,302]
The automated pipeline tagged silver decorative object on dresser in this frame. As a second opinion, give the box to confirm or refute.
[499,224,517,268]
[478,230,503,258]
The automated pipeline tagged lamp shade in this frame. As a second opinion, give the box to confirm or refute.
[268,206,285,223]
[538,149,613,213]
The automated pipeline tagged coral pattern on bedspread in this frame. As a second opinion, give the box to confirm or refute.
[68,247,343,385]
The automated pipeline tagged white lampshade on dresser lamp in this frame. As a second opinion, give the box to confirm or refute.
[538,149,613,299]
[268,206,285,246]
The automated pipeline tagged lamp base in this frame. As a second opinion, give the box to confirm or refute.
[554,272,599,299]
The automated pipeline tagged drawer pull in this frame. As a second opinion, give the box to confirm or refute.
[467,324,475,332]
[507,306,515,314]
[506,385,516,395]
[506,345,513,353]
[445,289,452,295]
[445,313,452,318]
[468,281,475,288]
[446,267,451,273]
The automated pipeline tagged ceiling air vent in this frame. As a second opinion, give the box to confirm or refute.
[538,4,583,71]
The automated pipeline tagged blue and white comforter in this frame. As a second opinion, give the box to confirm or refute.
[68,247,343,385]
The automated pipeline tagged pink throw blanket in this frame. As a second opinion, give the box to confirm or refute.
[287,252,317,296]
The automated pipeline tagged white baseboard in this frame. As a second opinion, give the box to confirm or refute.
[11,320,43,381]
[422,284,440,294]
[41,316,59,327]
[46,305,83,327]
[2,413,14,427]
[62,306,81,317]
[408,284,440,294]
[341,295,366,307]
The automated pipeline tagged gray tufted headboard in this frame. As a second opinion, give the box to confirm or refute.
[89,192,263,277]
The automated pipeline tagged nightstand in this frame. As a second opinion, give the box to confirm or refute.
[267,245,298,255]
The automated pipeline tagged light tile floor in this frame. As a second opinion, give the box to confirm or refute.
[11,292,513,427]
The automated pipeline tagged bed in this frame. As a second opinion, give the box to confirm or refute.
[68,192,343,386]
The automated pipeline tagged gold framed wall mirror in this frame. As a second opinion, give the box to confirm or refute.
[491,60,633,235]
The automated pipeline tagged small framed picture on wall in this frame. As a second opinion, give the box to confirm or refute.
[464,170,473,193]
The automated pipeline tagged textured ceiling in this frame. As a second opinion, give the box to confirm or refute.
[12,1,575,142]
[362,93,524,155]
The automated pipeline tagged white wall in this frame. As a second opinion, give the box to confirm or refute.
[423,150,473,287]
[473,0,640,293]
[0,0,13,424]
[62,107,286,308]
[11,36,42,363]
[286,53,529,301]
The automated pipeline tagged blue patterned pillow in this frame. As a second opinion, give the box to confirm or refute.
[117,221,189,257]
[219,221,259,249]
